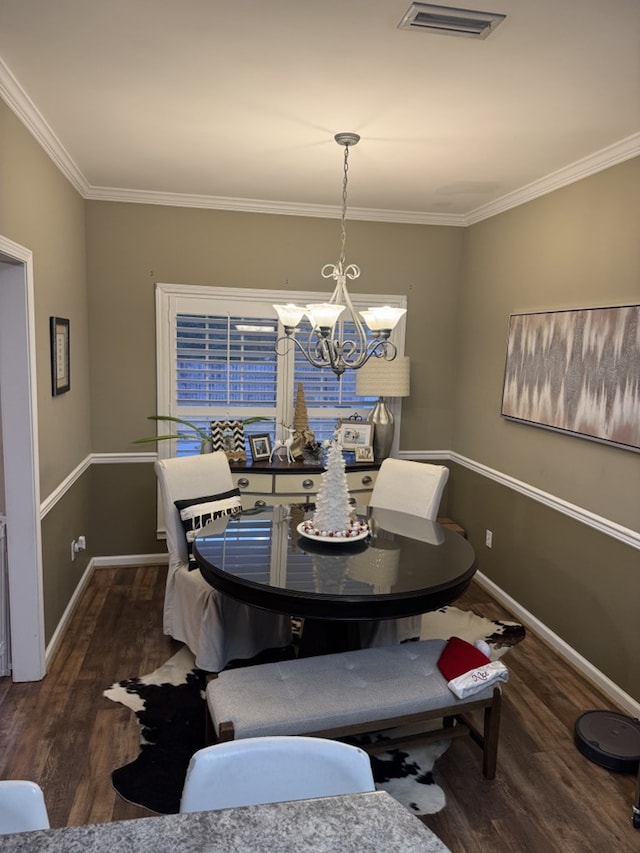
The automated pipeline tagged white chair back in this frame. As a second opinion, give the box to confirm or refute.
[180,736,375,813]
[370,459,449,521]
[155,451,235,573]
[0,780,50,835]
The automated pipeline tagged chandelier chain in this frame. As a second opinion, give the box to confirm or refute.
[338,144,350,270]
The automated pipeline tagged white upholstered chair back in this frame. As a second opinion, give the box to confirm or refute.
[0,780,50,835]
[155,451,234,577]
[370,459,449,521]
[180,736,375,813]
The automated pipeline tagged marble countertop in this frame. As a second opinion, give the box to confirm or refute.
[1,791,450,852]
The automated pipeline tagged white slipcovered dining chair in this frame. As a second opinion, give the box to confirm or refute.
[155,452,291,672]
[180,736,375,813]
[369,459,450,520]
[361,459,450,647]
[0,780,50,835]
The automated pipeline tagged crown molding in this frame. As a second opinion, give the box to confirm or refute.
[464,132,640,224]
[2,54,638,226]
[0,57,89,196]
[85,185,465,226]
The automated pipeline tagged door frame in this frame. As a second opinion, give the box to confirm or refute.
[0,234,45,681]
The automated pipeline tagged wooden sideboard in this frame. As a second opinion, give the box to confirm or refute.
[230,458,379,507]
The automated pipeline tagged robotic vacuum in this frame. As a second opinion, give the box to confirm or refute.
[574,710,640,773]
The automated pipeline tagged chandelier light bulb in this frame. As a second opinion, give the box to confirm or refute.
[273,303,306,330]
[360,306,407,332]
[305,302,345,330]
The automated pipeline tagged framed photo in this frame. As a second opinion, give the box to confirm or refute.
[355,445,374,463]
[249,433,272,461]
[210,419,246,462]
[49,316,70,396]
[337,419,374,450]
[501,304,640,453]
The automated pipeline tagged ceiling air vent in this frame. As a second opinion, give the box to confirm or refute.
[398,3,506,39]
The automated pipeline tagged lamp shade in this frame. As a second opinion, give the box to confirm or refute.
[355,356,410,398]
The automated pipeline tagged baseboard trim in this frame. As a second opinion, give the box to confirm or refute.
[474,571,640,718]
[400,450,640,551]
[91,452,157,464]
[45,558,95,667]
[91,553,168,567]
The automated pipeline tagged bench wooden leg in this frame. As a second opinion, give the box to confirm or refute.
[217,721,236,743]
[482,686,502,780]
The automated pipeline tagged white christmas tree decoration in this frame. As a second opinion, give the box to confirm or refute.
[300,440,369,540]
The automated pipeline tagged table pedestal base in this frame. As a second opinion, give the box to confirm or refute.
[298,619,362,657]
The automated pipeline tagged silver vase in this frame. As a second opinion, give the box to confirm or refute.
[368,397,394,459]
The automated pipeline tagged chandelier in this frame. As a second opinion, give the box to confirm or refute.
[273,133,406,378]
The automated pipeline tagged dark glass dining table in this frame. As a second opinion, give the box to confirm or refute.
[193,503,477,655]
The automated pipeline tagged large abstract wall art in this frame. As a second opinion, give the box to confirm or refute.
[501,305,640,452]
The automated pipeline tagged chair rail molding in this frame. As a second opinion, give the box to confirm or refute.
[40,454,91,518]
[400,450,640,552]
[40,453,155,518]
[41,451,639,552]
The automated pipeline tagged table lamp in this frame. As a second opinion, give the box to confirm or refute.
[355,356,410,459]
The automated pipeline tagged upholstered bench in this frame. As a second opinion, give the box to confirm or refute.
[206,639,503,779]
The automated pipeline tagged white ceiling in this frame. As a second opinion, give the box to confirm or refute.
[1,0,639,224]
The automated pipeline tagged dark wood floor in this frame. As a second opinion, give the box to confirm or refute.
[0,566,637,851]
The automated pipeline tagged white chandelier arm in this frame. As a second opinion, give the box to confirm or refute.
[274,329,398,378]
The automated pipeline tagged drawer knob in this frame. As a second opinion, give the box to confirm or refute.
[254,499,267,507]
[302,478,315,489]
[361,475,373,485]
[237,477,250,488]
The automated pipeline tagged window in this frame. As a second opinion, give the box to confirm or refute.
[155,283,407,458]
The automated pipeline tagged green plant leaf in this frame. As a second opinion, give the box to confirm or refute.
[132,434,184,444]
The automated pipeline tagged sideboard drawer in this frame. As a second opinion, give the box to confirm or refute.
[233,472,274,494]
[273,473,320,495]
[346,470,378,492]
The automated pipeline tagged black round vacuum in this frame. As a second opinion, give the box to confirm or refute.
[574,710,640,773]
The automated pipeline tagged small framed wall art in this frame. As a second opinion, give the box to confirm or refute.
[211,419,247,462]
[249,433,272,461]
[50,316,70,396]
[337,419,374,450]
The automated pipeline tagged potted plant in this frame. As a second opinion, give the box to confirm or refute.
[133,415,269,454]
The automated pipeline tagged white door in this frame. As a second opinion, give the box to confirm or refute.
[0,237,46,681]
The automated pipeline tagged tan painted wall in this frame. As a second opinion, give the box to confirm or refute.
[84,202,465,453]
[0,100,92,499]
[450,158,640,701]
[454,158,640,531]
[0,100,92,640]
[449,463,640,700]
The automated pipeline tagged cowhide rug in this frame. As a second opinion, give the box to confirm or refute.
[104,606,524,816]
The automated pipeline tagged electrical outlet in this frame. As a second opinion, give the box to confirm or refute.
[71,535,87,561]
[485,529,493,548]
